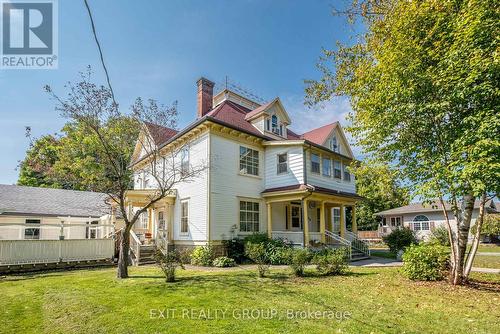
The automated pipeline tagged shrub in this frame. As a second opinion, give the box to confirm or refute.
[222,239,246,263]
[382,228,418,254]
[245,242,270,277]
[243,233,270,245]
[154,250,184,282]
[212,256,236,267]
[312,247,349,276]
[401,244,449,281]
[190,245,214,266]
[266,239,293,265]
[289,248,312,276]
[428,226,450,246]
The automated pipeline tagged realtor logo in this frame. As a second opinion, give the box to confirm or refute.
[1,0,58,69]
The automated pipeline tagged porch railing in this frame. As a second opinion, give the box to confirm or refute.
[271,231,304,245]
[345,230,370,257]
[129,230,141,265]
[324,230,352,260]
[155,230,169,254]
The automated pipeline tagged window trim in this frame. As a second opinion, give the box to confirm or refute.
[180,147,189,176]
[322,157,331,177]
[311,153,320,174]
[24,219,40,240]
[333,160,342,179]
[180,199,189,234]
[239,146,260,176]
[277,152,288,174]
[239,200,260,233]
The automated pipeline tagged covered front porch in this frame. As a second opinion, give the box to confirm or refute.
[263,187,369,258]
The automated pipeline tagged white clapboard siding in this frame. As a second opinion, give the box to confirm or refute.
[0,239,114,265]
[264,145,304,189]
[305,150,356,193]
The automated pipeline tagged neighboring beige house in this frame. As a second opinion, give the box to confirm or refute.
[375,200,498,240]
[127,77,370,261]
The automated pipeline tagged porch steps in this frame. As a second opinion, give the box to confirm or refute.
[135,245,157,265]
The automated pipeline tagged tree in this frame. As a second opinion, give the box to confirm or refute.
[17,132,62,188]
[45,68,207,278]
[306,0,499,284]
[350,161,409,230]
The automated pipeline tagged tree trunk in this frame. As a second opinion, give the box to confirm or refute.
[450,194,475,285]
[463,193,487,279]
[117,227,131,279]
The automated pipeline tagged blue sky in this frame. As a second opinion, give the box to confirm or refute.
[0,0,361,185]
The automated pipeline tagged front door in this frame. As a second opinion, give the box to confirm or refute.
[290,205,302,230]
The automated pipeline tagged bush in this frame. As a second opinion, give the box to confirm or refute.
[383,228,418,254]
[265,239,293,265]
[429,226,450,246]
[222,239,246,263]
[401,244,449,281]
[154,250,184,282]
[243,233,270,245]
[245,242,270,277]
[212,256,236,267]
[190,245,214,266]
[289,248,312,276]
[312,247,349,276]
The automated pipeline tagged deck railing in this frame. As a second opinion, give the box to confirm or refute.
[345,230,370,256]
[324,230,352,259]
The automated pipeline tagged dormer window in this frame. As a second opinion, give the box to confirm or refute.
[271,115,279,134]
[330,136,338,152]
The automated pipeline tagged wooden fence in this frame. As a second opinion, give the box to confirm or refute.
[0,239,114,265]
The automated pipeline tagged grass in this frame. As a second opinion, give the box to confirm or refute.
[1,266,499,334]
[472,256,500,269]
[369,250,396,259]
[469,244,500,253]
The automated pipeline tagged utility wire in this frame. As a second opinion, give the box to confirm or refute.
[83,0,117,106]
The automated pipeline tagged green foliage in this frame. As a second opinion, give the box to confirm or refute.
[243,233,270,245]
[312,248,349,276]
[429,226,451,246]
[154,250,184,282]
[243,233,293,265]
[402,244,450,281]
[350,162,410,230]
[383,228,418,254]
[222,239,246,263]
[288,248,312,277]
[244,242,270,277]
[190,245,214,266]
[212,256,236,268]
[472,214,500,237]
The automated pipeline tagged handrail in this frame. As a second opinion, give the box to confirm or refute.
[324,230,352,260]
[155,230,168,254]
[129,230,141,265]
[344,230,370,256]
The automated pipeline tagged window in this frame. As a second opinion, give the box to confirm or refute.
[333,160,342,179]
[290,205,302,229]
[271,115,278,134]
[279,124,283,136]
[322,158,331,177]
[277,153,288,174]
[333,208,341,232]
[316,208,321,229]
[390,217,401,227]
[158,211,165,230]
[311,153,320,173]
[413,215,430,231]
[181,147,189,175]
[139,212,148,229]
[239,146,259,176]
[421,221,430,230]
[239,201,259,232]
[343,164,351,181]
[382,217,387,226]
[86,221,99,239]
[24,219,40,239]
[331,136,338,152]
[266,119,270,131]
[181,200,189,234]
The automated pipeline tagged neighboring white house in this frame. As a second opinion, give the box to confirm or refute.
[128,77,369,259]
[0,184,115,240]
[375,200,498,240]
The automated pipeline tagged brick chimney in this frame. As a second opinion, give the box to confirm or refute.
[197,77,215,118]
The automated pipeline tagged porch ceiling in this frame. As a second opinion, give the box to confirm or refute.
[123,189,176,207]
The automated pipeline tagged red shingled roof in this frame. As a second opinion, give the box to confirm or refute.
[300,122,338,146]
[205,100,265,137]
[144,122,178,146]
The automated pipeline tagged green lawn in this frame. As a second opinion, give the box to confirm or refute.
[473,256,500,269]
[1,266,499,334]
[470,244,500,253]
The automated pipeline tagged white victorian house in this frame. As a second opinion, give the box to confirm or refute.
[127,77,369,263]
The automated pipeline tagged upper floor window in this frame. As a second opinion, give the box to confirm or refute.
[181,200,189,234]
[333,160,342,179]
[271,115,279,135]
[239,146,259,176]
[180,147,189,175]
[343,164,351,181]
[240,201,260,232]
[266,119,270,131]
[279,124,283,136]
[322,158,331,177]
[330,136,339,152]
[311,153,320,173]
[277,153,288,174]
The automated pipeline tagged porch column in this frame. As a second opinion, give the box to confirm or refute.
[340,204,345,238]
[147,208,153,233]
[352,205,357,233]
[303,199,309,246]
[267,203,272,238]
[168,203,173,242]
[320,201,326,243]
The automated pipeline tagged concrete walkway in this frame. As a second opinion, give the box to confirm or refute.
[357,256,499,274]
